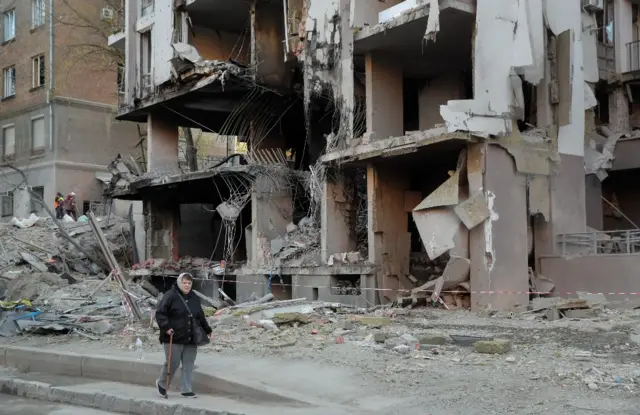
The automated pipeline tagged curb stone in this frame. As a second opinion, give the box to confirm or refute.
[0,376,242,415]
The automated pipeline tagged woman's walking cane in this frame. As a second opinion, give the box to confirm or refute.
[164,332,174,399]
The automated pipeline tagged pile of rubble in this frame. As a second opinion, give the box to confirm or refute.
[0,212,158,340]
[270,217,321,267]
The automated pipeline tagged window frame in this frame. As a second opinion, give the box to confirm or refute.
[32,54,45,89]
[141,0,154,17]
[31,0,46,29]
[2,124,15,160]
[1,191,14,218]
[3,9,16,42]
[139,30,152,91]
[3,66,16,98]
[30,115,46,152]
[30,186,44,213]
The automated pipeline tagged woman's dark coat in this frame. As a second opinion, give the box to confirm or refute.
[155,284,212,345]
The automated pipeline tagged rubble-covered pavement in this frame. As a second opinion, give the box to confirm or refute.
[1,214,639,413]
[10,292,640,413]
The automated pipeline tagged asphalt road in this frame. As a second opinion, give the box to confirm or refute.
[0,395,118,415]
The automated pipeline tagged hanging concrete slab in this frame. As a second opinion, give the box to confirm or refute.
[454,192,490,229]
[412,208,460,260]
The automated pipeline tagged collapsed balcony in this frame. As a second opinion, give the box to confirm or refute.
[116,44,256,127]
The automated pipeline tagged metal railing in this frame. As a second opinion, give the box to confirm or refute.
[627,40,640,73]
[557,230,640,256]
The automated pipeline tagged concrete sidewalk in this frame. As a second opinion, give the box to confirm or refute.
[0,395,118,415]
[0,345,396,414]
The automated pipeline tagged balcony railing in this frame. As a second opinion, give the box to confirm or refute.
[627,40,640,72]
[556,230,640,256]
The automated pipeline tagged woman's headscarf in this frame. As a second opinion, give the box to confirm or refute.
[176,272,193,293]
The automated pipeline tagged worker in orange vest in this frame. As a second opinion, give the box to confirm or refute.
[54,193,64,219]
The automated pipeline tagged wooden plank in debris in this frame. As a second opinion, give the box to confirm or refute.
[556,299,589,310]
[87,212,143,321]
[20,252,48,272]
[193,289,223,309]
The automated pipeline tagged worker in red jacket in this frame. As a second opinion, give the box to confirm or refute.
[63,192,77,220]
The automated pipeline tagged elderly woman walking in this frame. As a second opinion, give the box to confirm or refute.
[155,273,213,398]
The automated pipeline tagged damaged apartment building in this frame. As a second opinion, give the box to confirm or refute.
[107,0,640,311]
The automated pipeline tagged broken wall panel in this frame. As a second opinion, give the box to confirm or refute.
[147,202,179,261]
[418,73,465,130]
[582,12,599,84]
[413,208,460,260]
[545,0,586,157]
[147,114,180,173]
[528,175,550,220]
[522,0,545,84]
[304,0,356,148]
[556,30,572,127]
[367,164,410,303]
[349,0,404,27]
[321,171,358,262]
[253,1,291,87]
[365,52,404,140]
[190,27,250,64]
[441,0,518,137]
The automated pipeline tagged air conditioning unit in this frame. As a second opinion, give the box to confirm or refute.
[100,7,115,21]
[583,0,604,12]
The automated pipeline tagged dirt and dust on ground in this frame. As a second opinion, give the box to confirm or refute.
[1,214,639,413]
[10,287,640,413]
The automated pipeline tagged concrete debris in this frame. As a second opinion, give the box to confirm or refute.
[271,217,321,267]
[327,251,363,266]
[529,268,554,294]
[585,134,619,181]
[172,42,204,65]
[334,277,362,296]
[410,252,449,283]
[527,297,600,321]
[412,208,460,260]
[19,252,48,273]
[286,222,298,233]
[0,215,133,280]
[272,312,311,325]
[378,0,421,23]
[10,213,40,229]
[269,237,286,256]
[393,344,411,354]
[170,43,245,84]
[453,192,490,229]
[412,151,469,260]
[0,211,165,339]
[130,257,227,277]
[582,127,640,181]
[576,292,608,307]
[424,0,440,43]
[474,338,512,354]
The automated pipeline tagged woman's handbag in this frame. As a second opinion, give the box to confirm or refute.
[177,294,210,346]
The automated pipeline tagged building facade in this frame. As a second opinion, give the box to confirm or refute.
[0,0,139,219]
[111,0,639,310]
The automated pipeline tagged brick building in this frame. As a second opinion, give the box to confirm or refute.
[0,0,139,219]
